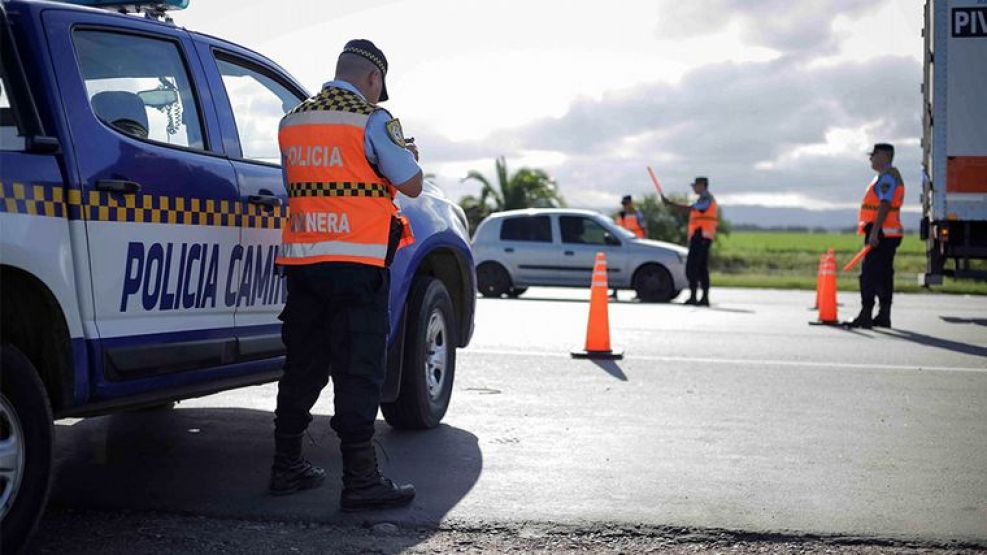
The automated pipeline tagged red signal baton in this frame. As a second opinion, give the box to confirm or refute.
[646,166,664,196]
[843,246,873,272]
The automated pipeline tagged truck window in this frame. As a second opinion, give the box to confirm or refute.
[72,30,205,150]
[0,67,24,151]
[215,55,302,164]
[500,216,552,242]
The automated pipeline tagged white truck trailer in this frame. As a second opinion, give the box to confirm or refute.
[921,0,987,283]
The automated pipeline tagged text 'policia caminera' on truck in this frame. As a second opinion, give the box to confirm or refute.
[120,242,286,312]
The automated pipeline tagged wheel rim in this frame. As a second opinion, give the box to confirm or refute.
[0,393,26,520]
[424,309,448,400]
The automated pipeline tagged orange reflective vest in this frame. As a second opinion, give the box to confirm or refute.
[858,169,905,237]
[688,198,718,241]
[615,211,645,238]
[276,87,407,267]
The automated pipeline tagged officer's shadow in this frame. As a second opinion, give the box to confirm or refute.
[41,406,482,550]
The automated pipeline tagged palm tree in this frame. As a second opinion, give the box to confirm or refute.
[458,156,565,234]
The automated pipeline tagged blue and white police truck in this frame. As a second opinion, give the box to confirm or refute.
[0,0,475,549]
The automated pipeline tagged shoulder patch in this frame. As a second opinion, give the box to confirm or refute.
[385,118,406,147]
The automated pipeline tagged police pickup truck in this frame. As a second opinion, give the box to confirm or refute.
[0,0,475,549]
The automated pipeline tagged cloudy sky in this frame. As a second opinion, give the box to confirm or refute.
[179,0,924,220]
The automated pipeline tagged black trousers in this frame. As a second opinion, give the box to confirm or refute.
[686,232,712,296]
[859,228,901,310]
[274,262,389,444]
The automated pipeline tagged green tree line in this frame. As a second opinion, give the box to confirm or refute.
[455,157,729,243]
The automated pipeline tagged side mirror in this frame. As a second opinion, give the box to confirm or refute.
[604,233,621,246]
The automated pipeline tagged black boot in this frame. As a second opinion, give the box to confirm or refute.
[846,306,874,329]
[269,433,326,495]
[340,441,415,511]
[873,305,892,328]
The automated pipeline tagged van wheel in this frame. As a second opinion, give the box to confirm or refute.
[634,264,675,303]
[382,277,457,429]
[507,287,528,298]
[1,344,53,554]
[476,262,510,298]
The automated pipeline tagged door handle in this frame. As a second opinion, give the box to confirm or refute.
[95,179,141,194]
[248,194,282,207]
[504,247,514,253]
[564,250,574,256]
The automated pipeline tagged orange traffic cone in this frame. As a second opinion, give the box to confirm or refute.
[810,249,839,325]
[813,248,835,310]
[571,252,623,359]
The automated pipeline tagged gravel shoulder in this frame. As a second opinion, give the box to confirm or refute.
[28,509,987,555]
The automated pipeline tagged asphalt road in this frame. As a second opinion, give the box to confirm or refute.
[32,287,987,551]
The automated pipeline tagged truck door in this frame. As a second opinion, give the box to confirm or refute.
[195,42,306,362]
[44,11,243,390]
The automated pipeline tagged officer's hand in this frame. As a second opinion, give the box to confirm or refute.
[406,142,419,162]
[868,231,880,248]
[659,194,668,204]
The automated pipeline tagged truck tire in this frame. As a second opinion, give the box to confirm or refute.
[382,277,456,429]
[1,344,53,554]
[633,264,675,303]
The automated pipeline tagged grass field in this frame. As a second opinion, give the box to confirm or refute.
[709,232,987,295]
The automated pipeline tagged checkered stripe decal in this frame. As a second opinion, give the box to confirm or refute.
[0,181,285,229]
[290,87,375,115]
[1,182,68,218]
[287,182,389,198]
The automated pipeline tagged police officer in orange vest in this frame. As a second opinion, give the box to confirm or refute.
[270,40,423,511]
[847,143,905,329]
[615,195,647,239]
[662,177,718,306]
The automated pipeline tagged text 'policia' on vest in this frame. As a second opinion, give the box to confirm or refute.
[858,167,905,238]
[276,87,410,267]
[688,199,719,240]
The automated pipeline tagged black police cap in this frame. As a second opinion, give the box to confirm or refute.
[342,39,389,101]
[621,195,633,204]
[869,143,894,158]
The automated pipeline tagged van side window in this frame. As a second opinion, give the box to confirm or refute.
[0,67,24,151]
[72,30,205,149]
[215,56,303,164]
[500,216,552,242]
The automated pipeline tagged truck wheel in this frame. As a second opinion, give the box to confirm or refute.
[382,277,456,430]
[1,344,53,554]
[476,262,510,298]
[634,264,675,303]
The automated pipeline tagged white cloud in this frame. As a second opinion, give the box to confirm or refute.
[175,0,928,218]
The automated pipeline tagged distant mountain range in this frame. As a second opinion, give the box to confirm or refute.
[582,205,922,232]
[717,206,922,232]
